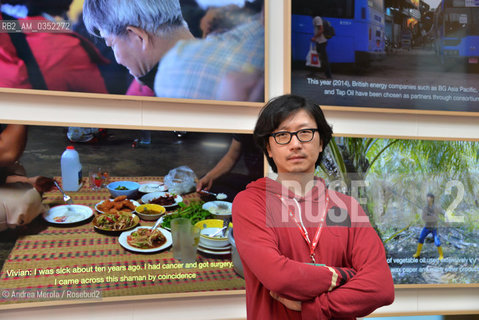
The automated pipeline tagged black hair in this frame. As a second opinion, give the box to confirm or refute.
[427,193,435,199]
[253,94,333,173]
[2,0,73,16]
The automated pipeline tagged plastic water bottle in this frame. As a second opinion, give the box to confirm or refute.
[61,146,82,191]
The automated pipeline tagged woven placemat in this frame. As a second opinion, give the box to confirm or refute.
[0,177,245,305]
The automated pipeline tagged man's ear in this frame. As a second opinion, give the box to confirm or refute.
[266,142,272,158]
[126,26,150,51]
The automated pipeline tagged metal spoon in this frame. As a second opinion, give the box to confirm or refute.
[150,217,163,230]
[54,181,73,205]
[208,227,227,238]
[200,190,227,200]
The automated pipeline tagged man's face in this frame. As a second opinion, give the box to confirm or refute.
[101,29,149,78]
[266,109,322,174]
[427,196,434,206]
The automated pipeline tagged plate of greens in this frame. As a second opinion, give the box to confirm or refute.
[159,201,212,230]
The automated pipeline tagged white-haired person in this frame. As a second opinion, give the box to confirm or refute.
[82,0,264,101]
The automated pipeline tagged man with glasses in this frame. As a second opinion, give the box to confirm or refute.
[232,94,394,319]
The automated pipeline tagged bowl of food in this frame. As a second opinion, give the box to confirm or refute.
[119,226,172,253]
[92,211,139,233]
[195,219,229,248]
[135,204,166,221]
[202,201,232,220]
[138,182,167,194]
[141,192,183,208]
[95,196,140,214]
[107,181,140,199]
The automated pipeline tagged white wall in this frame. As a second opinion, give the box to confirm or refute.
[1,0,479,318]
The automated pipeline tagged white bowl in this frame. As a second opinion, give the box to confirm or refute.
[202,201,232,219]
[199,227,229,249]
[138,182,167,193]
[195,219,230,248]
[106,181,140,199]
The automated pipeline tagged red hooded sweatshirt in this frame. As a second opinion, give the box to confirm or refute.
[232,177,394,320]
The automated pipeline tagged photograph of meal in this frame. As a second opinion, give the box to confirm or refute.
[0,124,263,307]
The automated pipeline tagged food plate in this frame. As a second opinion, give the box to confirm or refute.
[199,242,231,251]
[92,212,140,232]
[157,214,172,231]
[43,205,94,224]
[118,226,172,253]
[138,182,168,193]
[141,192,183,208]
[202,201,232,217]
[197,244,231,256]
[95,200,140,214]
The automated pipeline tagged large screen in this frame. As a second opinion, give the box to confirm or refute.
[0,0,265,103]
[290,0,479,113]
[0,123,264,307]
[317,135,479,285]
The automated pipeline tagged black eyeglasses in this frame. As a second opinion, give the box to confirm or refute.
[270,128,318,145]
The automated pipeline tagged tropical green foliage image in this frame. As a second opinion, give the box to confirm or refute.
[316,137,479,284]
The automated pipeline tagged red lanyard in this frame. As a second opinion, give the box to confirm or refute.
[281,190,329,264]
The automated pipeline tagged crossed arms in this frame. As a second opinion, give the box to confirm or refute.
[233,191,394,319]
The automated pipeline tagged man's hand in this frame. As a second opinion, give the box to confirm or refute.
[30,176,55,194]
[270,291,302,312]
[196,175,213,192]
